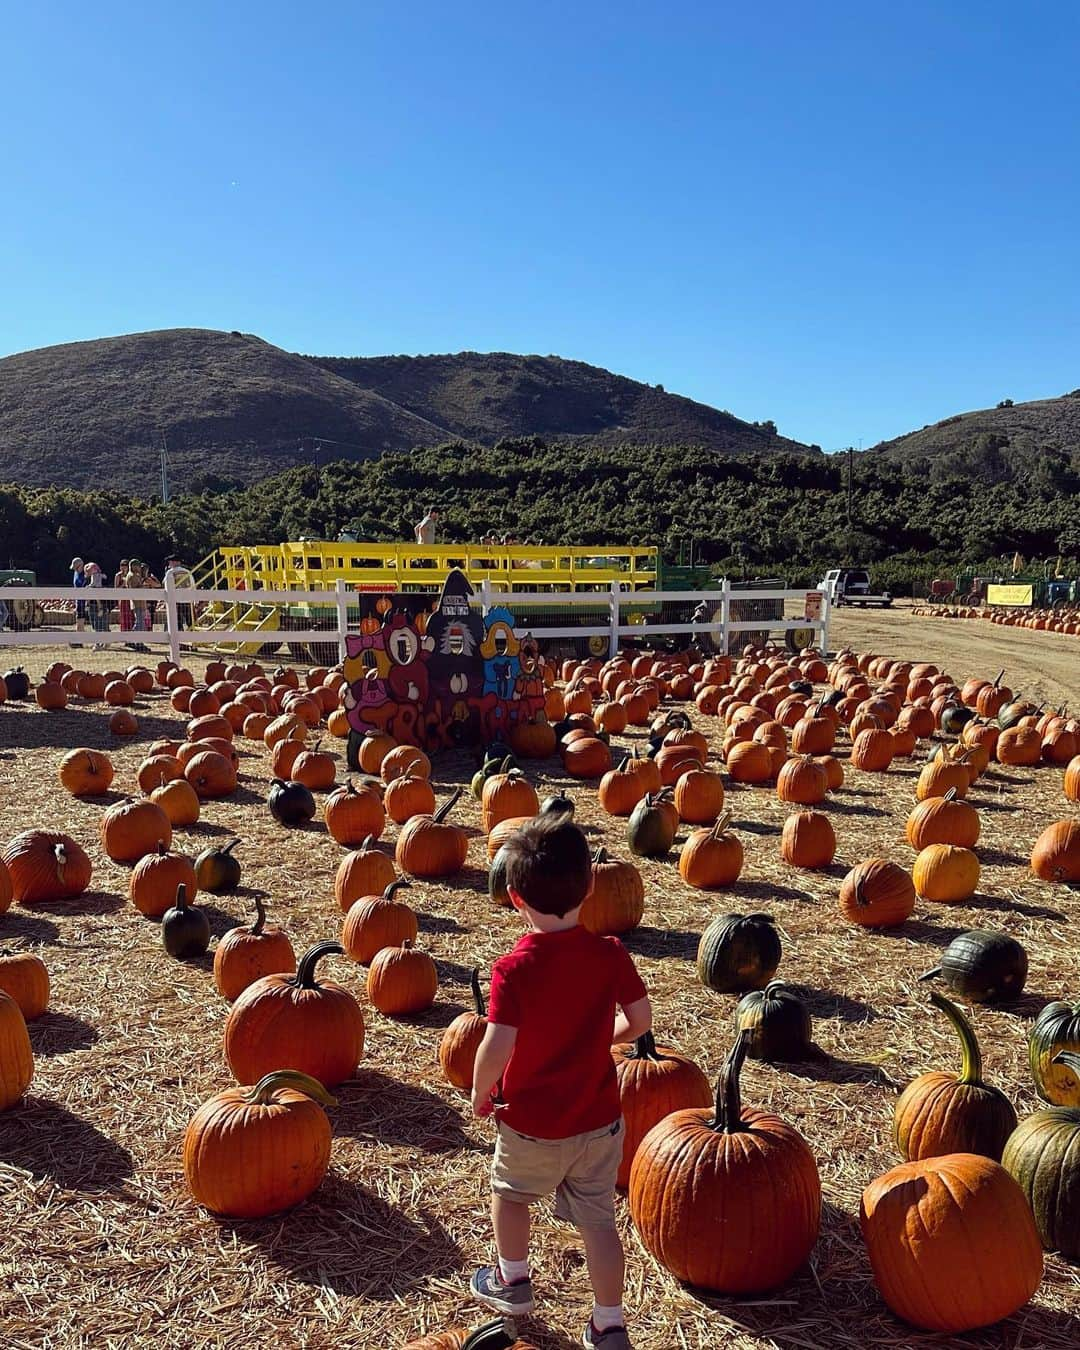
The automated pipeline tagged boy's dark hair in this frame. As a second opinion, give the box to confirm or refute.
[503,813,592,917]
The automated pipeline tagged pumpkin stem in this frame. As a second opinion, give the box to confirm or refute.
[433,787,463,823]
[470,967,487,1018]
[710,809,734,838]
[460,1318,520,1350]
[592,846,609,865]
[245,1070,338,1109]
[174,883,189,910]
[360,834,377,850]
[919,965,942,983]
[500,756,514,773]
[290,940,345,989]
[928,989,983,1084]
[942,787,958,802]
[222,839,240,857]
[382,879,410,901]
[54,843,67,882]
[710,1030,753,1135]
[250,893,267,935]
[629,1029,664,1061]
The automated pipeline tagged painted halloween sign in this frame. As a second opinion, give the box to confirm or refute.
[342,570,547,758]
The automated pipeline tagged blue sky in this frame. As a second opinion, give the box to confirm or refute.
[2,2,1078,449]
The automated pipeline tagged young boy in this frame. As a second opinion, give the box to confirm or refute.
[470,813,652,1350]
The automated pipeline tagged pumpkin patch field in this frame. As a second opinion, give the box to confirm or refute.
[0,608,1078,1350]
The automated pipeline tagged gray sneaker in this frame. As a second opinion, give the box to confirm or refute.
[583,1323,633,1349]
[470,1264,535,1315]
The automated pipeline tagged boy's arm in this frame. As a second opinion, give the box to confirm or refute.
[613,995,652,1046]
[471,1021,517,1118]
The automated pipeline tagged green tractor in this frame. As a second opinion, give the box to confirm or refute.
[0,569,44,631]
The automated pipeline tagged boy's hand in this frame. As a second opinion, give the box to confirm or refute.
[471,1088,494,1119]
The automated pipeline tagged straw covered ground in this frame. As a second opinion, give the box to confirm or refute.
[0,608,1078,1350]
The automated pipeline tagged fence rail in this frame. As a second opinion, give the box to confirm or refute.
[0,577,830,661]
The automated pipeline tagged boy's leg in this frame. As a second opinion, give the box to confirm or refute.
[492,1192,531,1265]
[580,1225,625,1308]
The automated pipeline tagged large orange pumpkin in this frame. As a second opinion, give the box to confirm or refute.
[395,791,469,878]
[213,895,297,1001]
[580,848,644,936]
[1030,819,1080,884]
[905,788,980,850]
[0,950,50,1020]
[838,859,915,928]
[678,812,744,890]
[913,844,980,903]
[367,939,439,1015]
[629,1031,821,1293]
[129,843,198,917]
[183,1070,335,1219]
[2,830,93,903]
[438,968,488,1092]
[780,810,836,869]
[341,880,418,964]
[612,1030,711,1189]
[224,940,365,1088]
[0,990,34,1111]
[58,748,115,797]
[323,780,385,845]
[860,1153,1042,1332]
[334,838,397,912]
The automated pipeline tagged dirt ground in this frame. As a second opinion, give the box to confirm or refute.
[0,609,1078,1350]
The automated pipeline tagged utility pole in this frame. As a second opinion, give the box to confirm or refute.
[846,446,854,527]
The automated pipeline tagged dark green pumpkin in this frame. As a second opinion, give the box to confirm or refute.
[1029,1000,1080,1105]
[161,884,211,959]
[268,776,316,827]
[539,792,575,819]
[461,1318,527,1349]
[734,980,811,1060]
[489,843,512,908]
[471,753,515,800]
[697,913,781,994]
[997,698,1038,731]
[1002,1052,1080,1258]
[939,703,976,736]
[2,667,30,700]
[921,929,1027,1003]
[627,791,677,858]
[194,839,241,893]
[893,991,1017,1162]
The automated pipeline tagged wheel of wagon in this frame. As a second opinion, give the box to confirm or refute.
[586,634,610,658]
[786,625,816,653]
[10,597,36,631]
[696,604,726,653]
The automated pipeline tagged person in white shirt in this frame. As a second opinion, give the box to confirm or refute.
[415,508,439,545]
[163,557,194,630]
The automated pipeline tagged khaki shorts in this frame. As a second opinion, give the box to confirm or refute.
[491,1117,623,1230]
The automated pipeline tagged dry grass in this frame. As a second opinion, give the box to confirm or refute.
[0,613,1078,1349]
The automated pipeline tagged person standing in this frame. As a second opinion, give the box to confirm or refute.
[415,507,439,545]
[84,562,107,635]
[126,560,151,649]
[163,557,194,631]
[116,560,134,634]
[70,556,88,631]
[143,563,162,631]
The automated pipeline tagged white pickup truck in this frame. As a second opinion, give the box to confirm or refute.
[818,568,893,608]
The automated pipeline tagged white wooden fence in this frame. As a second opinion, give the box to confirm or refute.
[0,577,830,662]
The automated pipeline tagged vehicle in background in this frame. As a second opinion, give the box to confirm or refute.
[818,568,893,608]
[0,569,44,629]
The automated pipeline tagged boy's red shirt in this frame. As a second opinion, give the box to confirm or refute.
[487,924,647,1139]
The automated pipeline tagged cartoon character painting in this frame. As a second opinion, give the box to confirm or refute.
[343,570,546,762]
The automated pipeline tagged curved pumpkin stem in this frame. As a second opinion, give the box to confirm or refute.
[627,1029,664,1062]
[592,846,609,865]
[250,893,267,935]
[290,940,345,989]
[470,967,487,1018]
[54,843,68,882]
[460,1318,520,1350]
[929,989,983,1085]
[710,809,734,838]
[381,879,410,902]
[710,1030,752,1135]
[919,964,942,983]
[360,834,378,850]
[244,1070,339,1109]
[174,883,189,910]
[433,787,463,823]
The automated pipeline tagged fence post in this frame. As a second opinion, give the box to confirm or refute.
[720,576,731,656]
[163,573,181,665]
[480,577,491,616]
[819,589,832,656]
[609,581,620,659]
[334,578,349,665]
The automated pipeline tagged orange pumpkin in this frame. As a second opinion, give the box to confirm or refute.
[395,790,469,878]
[100,799,172,863]
[334,837,397,911]
[129,843,198,917]
[913,845,980,903]
[678,812,744,890]
[58,748,115,797]
[213,895,297,1001]
[438,969,488,1093]
[780,811,836,869]
[323,781,386,845]
[839,860,916,928]
[367,939,439,1015]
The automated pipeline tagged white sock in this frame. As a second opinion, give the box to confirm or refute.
[592,1304,625,1331]
[498,1256,529,1284]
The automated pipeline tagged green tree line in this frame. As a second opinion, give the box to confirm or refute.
[2,439,1077,595]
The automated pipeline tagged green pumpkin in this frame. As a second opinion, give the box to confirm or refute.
[734,980,812,1061]
[921,928,1027,1004]
[939,703,976,736]
[194,839,241,893]
[539,792,575,819]
[997,698,1038,731]
[627,791,677,858]
[1002,1052,1080,1259]
[697,912,781,994]
[161,884,211,959]
[1029,1000,1080,1105]
[471,753,515,799]
[488,844,512,908]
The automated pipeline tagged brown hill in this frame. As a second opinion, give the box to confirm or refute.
[310,350,812,458]
[0,329,812,494]
[868,389,1080,481]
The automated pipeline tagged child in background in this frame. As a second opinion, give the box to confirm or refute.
[470,813,651,1350]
